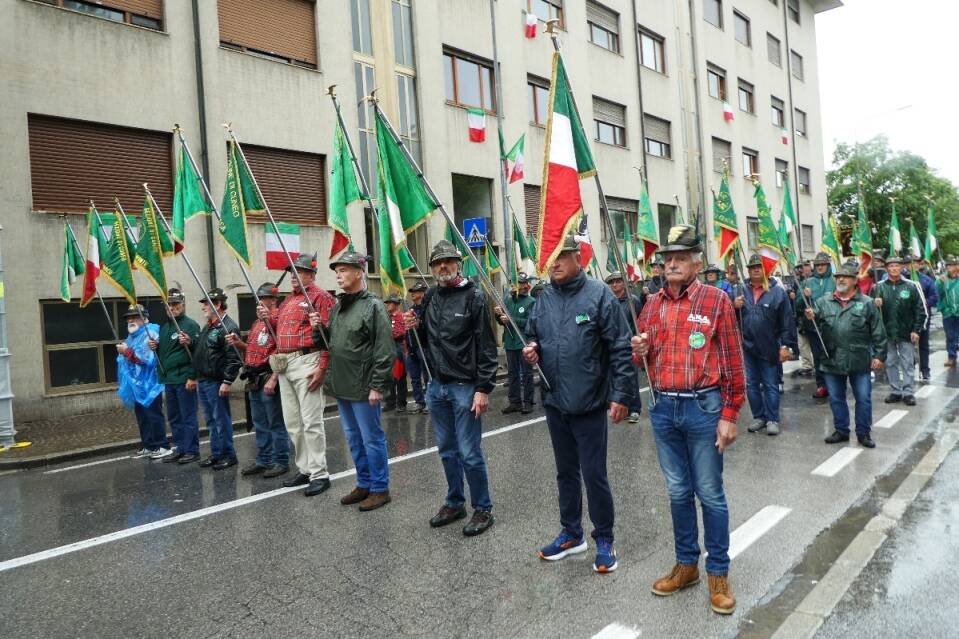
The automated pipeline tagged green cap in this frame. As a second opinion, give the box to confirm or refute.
[834,260,859,278]
[329,251,368,270]
[285,253,318,273]
[657,224,702,254]
[428,240,462,265]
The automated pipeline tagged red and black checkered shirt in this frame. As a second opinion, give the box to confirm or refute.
[273,284,335,369]
[244,314,277,369]
[637,278,745,422]
[390,310,406,341]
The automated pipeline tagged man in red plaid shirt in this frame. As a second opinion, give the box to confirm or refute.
[632,224,744,616]
[261,254,336,497]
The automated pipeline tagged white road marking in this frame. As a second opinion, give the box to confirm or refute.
[874,409,908,429]
[43,456,132,474]
[728,505,792,559]
[0,415,547,573]
[915,384,938,399]
[811,447,862,477]
[592,623,641,639]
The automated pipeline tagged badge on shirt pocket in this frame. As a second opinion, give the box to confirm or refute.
[689,331,706,350]
[899,289,910,299]
[256,330,269,346]
[575,313,590,325]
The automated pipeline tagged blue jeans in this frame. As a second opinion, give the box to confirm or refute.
[649,389,730,576]
[338,399,390,492]
[198,380,235,460]
[249,388,290,466]
[406,350,427,405]
[426,381,493,511]
[823,372,872,437]
[165,383,199,455]
[744,351,782,422]
[506,349,534,406]
[945,317,959,360]
[134,395,167,450]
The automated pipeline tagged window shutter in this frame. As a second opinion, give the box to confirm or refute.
[239,143,327,225]
[605,197,638,213]
[766,33,781,65]
[593,97,625,128]
[27,114,173,215]
[104,0,164,19]
[712,138,731,173]
[586,1,618,33]
[524,184,541,236]
[218,0,317,66]
[643,114,670,143]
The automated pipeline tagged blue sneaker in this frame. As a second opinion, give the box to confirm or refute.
[592,538,618,573]
[538,531,588,561]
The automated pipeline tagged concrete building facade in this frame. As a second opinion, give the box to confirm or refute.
[0,0,838,422]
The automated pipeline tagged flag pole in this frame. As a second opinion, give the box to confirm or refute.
[545,22,654,406]
[62,216,119,341]
[327,86,433,383]
[489,0,516,289]
[367,95,552,390]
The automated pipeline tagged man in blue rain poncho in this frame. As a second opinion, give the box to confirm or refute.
[116,304,169,459]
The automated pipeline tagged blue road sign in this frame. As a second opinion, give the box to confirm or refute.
[464,217,487,248]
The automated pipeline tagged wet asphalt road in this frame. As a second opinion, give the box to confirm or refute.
[1,350,958,638]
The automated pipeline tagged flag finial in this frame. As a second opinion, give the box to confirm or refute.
[545,18,560,35]
[326,84,337,97]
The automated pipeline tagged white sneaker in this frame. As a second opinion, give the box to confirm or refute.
[149,447,174,460]
[133,448,152,459]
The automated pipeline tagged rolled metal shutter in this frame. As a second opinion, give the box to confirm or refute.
[110,0,164,20]
[643,114,670,143]
[712,138,731,173]
[766,33,781,65]
[27,114,173,215]
[218,0,317,66]
[240,143,327,225]
[524,184,541,237]
[586,1,618,33]
[592,97,625,127]
[605,196,637,213]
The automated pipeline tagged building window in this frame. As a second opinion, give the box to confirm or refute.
[42,0,164,31]
[643,114,671,159]
[528,75,550,126]
[396,73,422,167]
[707,64,727,100]
[639,28,666,73]
[27,114,173,214]
[737,79,754,114]
[794,108,807,136]
[733,11,751,46]
[790,50,804,80]
[703,0,722,28]
[747,217,759,250]
[238,143,327,225]
[524,184,541,237]
[787,0,800,24]
[593,97,627,147]
[350,0,373,55]
[801,224,814,255]
[771,96,785,127]
[587,1,620,53]
[798,166,811,194]
[775,158,789,188]
[601,197,639,241]
[443,48,496,113]
[218,0,318,69]
[742,147,759,178]
[392,0,415,67]
[529,0,564,28]
[766,32,781,66]
[354,61,377,187]
[657,204,676,245]
[712,137,732,173]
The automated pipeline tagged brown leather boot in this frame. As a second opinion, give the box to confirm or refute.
[947,359,957,368]
[708,574,736,614]
[358,491,392,511]
[340,486,370,505]
[651,563,700,596]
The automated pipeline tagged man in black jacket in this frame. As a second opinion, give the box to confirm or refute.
[189,288,242,470]
[406,240,497,537]
[524,235,633,574]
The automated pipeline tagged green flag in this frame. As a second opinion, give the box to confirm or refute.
[375,109,436,246]
[513,215,532,260]
[637,180,660,261]
[753,181,781,278]
[219,141,261,266]
[777,210,797,267]
[820,215,841,266]
[925,206,938,262]
[100,212,137,304]
[853,199,873,274]
[908,219,922,258]
[888,201,902,256]
[782,174,798,236]
[484,242,502,276]
[134,196,169,299]
[172,142,211,252]
[713,167,738,260]
[60,225,85,302]
[377,207,415,295]
[329,119,363,257]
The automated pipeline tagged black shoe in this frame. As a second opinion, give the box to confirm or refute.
[520,403,532,414]
[283,473,310,488]
[903,395,916,406]
[198,456,219,468]
[463,510,495,537]
[304,477,331,497]
[212,457,238,471]
[177,453,200,465]
[884,394,902,404]
[396,404,408,414]
[429,505,468,528]
[824,431,850,445]
[162,452,183,464]
[502,403,521,415]
[241,463,268,476]
[262,464,289,479]
[418,404,429,414]
[858,434,876,448]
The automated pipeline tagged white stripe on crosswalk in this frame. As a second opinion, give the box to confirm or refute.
[592,623,641,639]
[811,447,862,477]
[915,385,938,399]
[729,505,792,559]
[874,409,908,429]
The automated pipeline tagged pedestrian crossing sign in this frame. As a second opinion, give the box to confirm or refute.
[464,217,487,248]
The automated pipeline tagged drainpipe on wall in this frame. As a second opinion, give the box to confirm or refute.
[192,0,217,286]
[0,224,15,447]
[630,0,648,178]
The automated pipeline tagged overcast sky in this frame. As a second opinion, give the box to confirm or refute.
[816,0,959,185]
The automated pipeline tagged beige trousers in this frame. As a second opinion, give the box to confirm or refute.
[276,352,328,480]
[798,333,815,371]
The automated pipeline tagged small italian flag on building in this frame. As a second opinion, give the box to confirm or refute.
[505,134,525,183]
[467,107,486,142]
[781,128,790,145]
[525,12,537,38]
[723,102,735,121]
[265,222,300,270]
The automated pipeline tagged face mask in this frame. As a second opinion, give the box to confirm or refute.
[127,323,139,335]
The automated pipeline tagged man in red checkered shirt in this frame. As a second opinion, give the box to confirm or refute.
[261,253,336,497]
[632,224,744,616]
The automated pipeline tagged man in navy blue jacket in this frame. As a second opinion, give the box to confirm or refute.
[908,255,939,381]
[733,255,797,436]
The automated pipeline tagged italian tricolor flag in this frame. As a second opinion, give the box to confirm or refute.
[505,134,525,183]
[536,52,596,276]
[525,12,537,38]
[265,222,300,270]
[467,107,486,142]
[781,128,790,145]
[80,208,104,308]
[723,102,735,121]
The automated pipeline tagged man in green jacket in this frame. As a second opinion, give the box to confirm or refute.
[796,253,836,399]
[494,272,536,414]
[937,255,959,367]
[148,288,202,464]
[805,260,887,448]
[316,252,395,512]
[871,255,926,405]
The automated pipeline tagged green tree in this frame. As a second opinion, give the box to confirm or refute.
[827,135,959,259]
